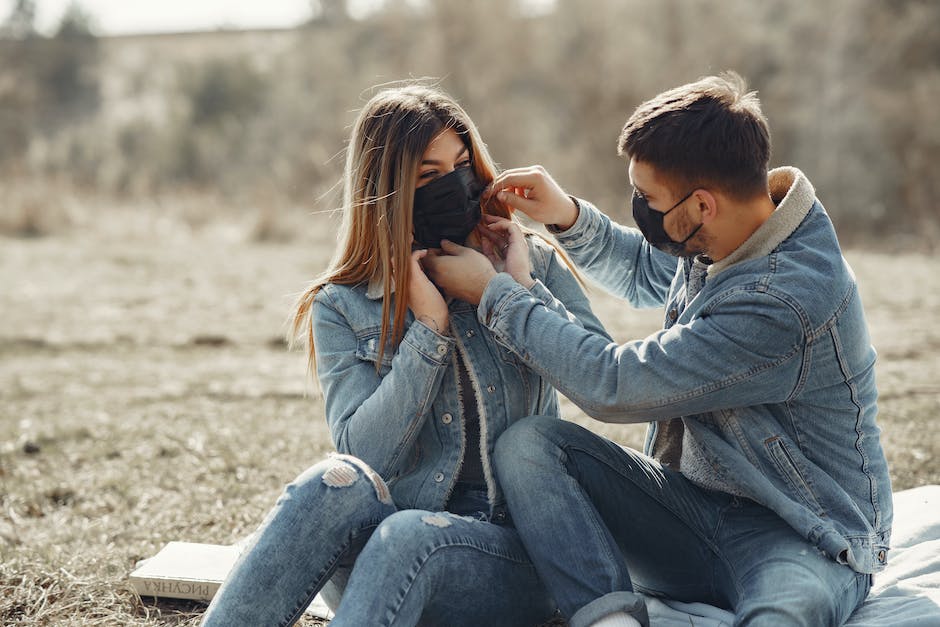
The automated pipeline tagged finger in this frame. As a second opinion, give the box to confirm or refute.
[439,239,466,255]
[477,224,504,244]
[482,217,515,233]
[490,168,543,193]
[495,190,541,215]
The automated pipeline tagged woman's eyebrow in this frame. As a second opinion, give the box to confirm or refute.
[421,146,468,166]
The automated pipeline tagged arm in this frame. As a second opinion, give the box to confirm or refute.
[478,274,805,423]
[312,290,454,478]
[488,166,676,308]
[527,238,612,340]
[551,198,678,308]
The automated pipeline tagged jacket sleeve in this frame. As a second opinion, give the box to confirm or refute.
[527,239,612,341]
[551,198,678,309]
[478,274,805,423]
[312,289,455,478]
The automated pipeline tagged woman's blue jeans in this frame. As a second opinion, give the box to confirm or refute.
[200,454,555,627]
[493,416,872,627]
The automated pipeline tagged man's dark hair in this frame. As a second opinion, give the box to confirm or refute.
[618,71,771,200]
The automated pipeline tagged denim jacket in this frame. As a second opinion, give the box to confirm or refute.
[477,167,892,574]
[312,236,608,519]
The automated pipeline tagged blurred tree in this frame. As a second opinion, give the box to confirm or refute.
[309,0,349,25]
[0,0,37,39]
[0,0,99,169]
[39,2,100,127]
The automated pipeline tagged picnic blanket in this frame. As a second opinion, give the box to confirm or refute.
[642,484,940,626]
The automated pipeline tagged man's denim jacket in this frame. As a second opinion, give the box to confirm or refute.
[311,237,608,519]
[477,167,893,574]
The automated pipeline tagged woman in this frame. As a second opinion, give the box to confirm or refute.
[201,84,608,627]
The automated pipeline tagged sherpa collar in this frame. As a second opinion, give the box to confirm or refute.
[709,166,816,277]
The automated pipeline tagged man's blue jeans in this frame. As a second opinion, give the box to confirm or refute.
[201,454,555,627]
[494,416,871,627]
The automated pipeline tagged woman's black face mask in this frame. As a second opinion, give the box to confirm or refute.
[412,166,483,248]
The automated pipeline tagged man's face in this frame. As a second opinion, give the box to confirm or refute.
[628,158,701,247]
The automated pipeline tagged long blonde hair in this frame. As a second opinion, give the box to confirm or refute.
[290,84,570,377]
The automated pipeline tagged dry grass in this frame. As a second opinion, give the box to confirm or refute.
[1,207,938,625]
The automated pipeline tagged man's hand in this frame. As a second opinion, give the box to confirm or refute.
[423,242,498,306]
[488,165,579,229]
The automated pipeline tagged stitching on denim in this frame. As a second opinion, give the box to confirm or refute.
[829,324,880,527]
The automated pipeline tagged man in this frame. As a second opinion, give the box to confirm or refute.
[423,72,892,627]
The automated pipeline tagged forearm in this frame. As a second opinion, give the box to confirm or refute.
[552,198,675,308]
[478,273,803,422]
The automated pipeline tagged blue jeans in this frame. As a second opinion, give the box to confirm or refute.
[493,417,872,627]
[201,454,555,627]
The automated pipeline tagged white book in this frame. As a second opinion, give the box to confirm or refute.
[130,541,333,620]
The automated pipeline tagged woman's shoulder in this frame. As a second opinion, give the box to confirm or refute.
[312,280,372,309]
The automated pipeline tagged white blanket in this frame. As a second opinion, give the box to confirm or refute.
[643,485,940,626]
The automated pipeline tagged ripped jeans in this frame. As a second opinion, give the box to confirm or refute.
[200,454,555,627]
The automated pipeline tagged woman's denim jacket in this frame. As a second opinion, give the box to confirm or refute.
[477,167,893,574]
[312,236,608,519]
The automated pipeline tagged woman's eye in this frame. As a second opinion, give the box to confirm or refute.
[456,159,472,169]
[419,170,438,180]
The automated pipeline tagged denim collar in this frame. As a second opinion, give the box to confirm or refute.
[709,167,815,277]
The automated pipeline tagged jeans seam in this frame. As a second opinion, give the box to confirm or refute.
[278,522,381,627]
[559,444,626,575]
[380,539,538,627]
[566,440,724,558]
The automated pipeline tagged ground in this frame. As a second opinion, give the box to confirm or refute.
[1,215,938,625]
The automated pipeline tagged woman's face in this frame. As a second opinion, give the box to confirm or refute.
[415,128,471,189]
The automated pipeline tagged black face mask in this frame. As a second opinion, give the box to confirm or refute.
[411,166,483,248]
[631,188,702,257]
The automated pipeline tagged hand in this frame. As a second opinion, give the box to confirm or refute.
[479,215,534,288]
[422,241,498,306]
[488,165,579,229]
[407,249,449,333]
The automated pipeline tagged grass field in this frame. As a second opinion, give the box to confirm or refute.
[2,213,938,625]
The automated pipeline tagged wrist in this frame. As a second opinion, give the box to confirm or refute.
[550,196,580,231]
[417,313,448,334]
[514,272,536,289]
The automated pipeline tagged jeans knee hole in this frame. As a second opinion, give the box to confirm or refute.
[322,461,358,488]
[420,514,452,528]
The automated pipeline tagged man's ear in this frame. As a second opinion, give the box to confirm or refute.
[694,189,719,224]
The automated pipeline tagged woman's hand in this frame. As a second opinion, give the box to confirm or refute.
[479,215,534,288]
[408,249,449,334]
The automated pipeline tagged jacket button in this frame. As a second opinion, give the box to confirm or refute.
[486,385,496,393]
[668,309,678,322]
[878,549,886,562]
[436,344,447,355]
[434,472,445,483]
[441,413,453,424]
[466,329,475,337]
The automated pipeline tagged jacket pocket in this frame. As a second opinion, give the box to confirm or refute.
[355,331,394,375]
[765,436,826,517]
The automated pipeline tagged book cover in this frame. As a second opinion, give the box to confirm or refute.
[130,541,333,619]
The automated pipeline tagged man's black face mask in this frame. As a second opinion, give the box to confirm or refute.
[412,166,483,248]
[631,188,702,257]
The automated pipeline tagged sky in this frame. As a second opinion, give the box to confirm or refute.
[0,0,381,36]
[3,0,555,36]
